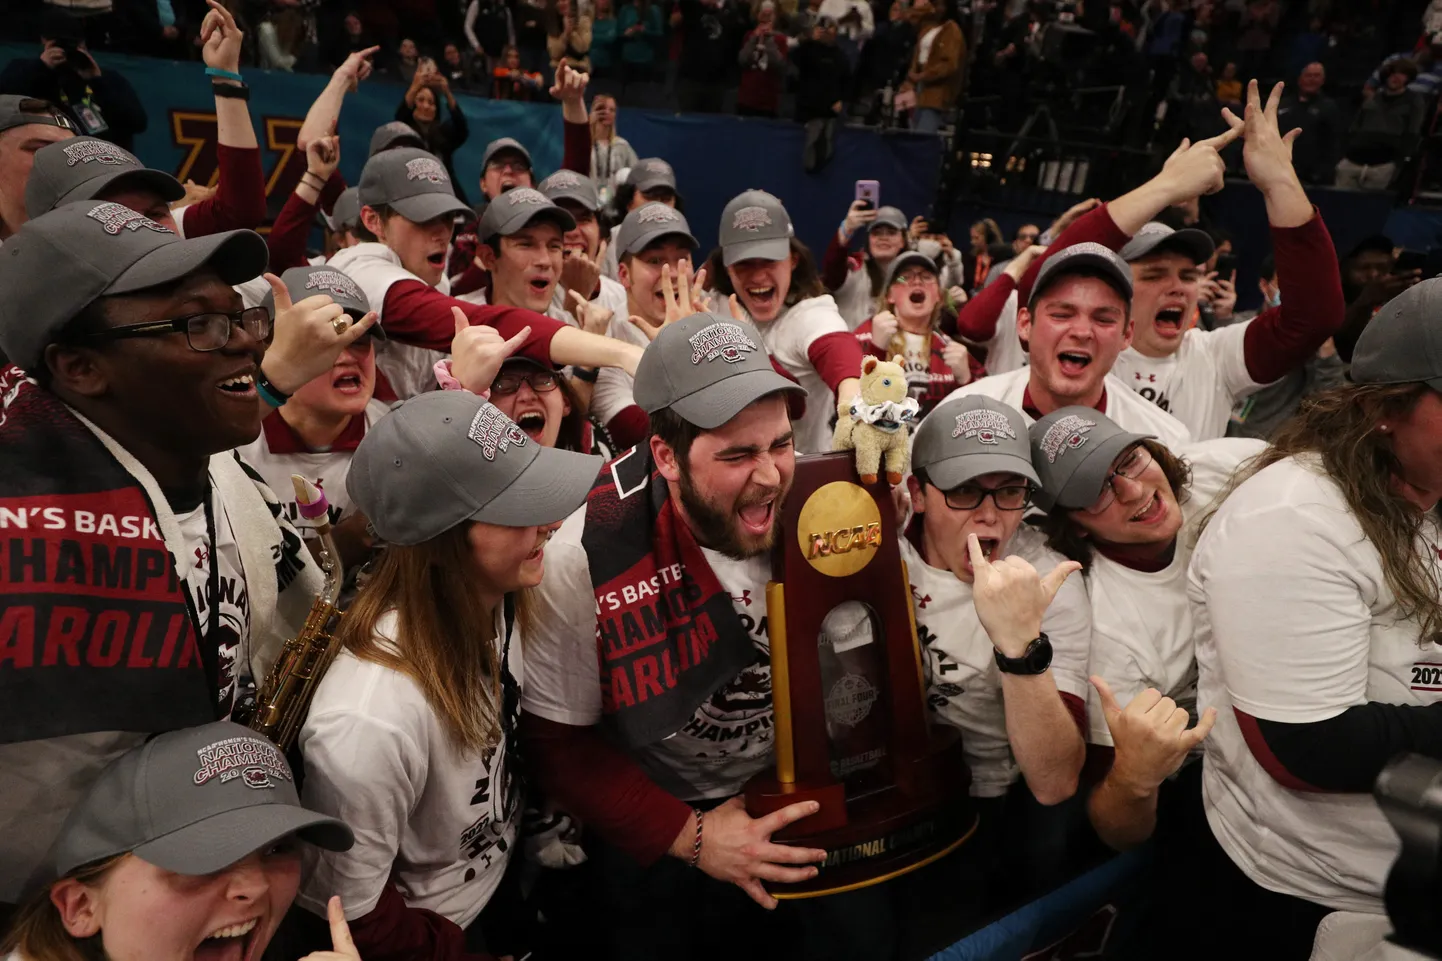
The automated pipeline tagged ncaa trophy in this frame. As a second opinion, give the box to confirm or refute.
[745,450,977,897]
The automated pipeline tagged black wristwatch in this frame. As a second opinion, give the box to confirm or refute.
[994,633,1053,676]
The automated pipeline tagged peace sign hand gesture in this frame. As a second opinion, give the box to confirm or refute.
[965,533,1080,659]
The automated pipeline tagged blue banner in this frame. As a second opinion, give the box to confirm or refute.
[0,44,945,256]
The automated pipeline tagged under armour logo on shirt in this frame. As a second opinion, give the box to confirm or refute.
[733,590,752,607]
[194,546,209,568]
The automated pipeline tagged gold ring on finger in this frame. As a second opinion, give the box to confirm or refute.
[332,317,350,335]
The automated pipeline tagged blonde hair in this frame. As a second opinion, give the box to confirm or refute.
[1,856,126,961]
[338,526,530,753]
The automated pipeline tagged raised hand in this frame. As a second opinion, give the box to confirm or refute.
[449,307,532,394]
[298,896,361,961]
[1093,676,1217,794]
[1158,124,1243,202]
[40,45,67,69]
[630,261,709,341]
[966,533,1080,659]
[336,45,379,90]
[567,288,614,336]
[679,797,828,909]
[261,272,377,395]
[942,338,972,384]
[842,199,879,238]
[869,310,898,349]
[1048,197,1101,236]
[200,0,244,76]
[550,62,590,105]
[559,239,606,303]
[306,135,341,182]
[1221,79,1311,226]
[1003,244,1047,282]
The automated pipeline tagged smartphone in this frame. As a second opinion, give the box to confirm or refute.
[1394,249,1428,275]
[855,180,880,211]
[1214,252,1237,278]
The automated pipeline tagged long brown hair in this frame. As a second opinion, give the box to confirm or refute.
[705,236,826,309]
[1,856,126,961]
[1039,439,1193,571]
[339,525,523,753]
[1199,383,1442,644]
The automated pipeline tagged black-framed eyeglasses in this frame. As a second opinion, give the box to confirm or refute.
[1083,443,1152,516]
[490,368,560,395]
[84,306,273,352]
[940,483,1032,512]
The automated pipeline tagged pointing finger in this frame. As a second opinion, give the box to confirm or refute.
[327,896,358,957]
[1220,105,1243,131]
[567,288,587,310]
[1198,123,1243,151]
[966,533,990,577]
[335,312,378,347]
[499,325,532,357]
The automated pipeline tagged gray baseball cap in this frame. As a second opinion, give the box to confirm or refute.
[0,200,268,374]
[872,206,907,231]
[359,147,471,224]
[1029,242,1134,308]
[349,391,602,545]
[259,265,383,336]
[1351,278,1442,390]
[627,158,677,193]
[483,137,533,171]
[368,120,426,157]
[1118,221,1215,265]
[634,311,803,429]
[45,721,352,883]
[884,250,938,287]
[25,137,184,218]
[477,186,575,239]
[719,189,792,266]
[331,186,361,232]
[616,202,697,257]
[0,94,75,135]
[916,396,1039,491]
[538,169,601,212]
[1027,406,1153,512]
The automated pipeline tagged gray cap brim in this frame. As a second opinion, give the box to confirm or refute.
[491,206,576,237]
[548,186,601,211]
[474,445,601,527]
[1119,227,1214,265]
[1030,248,1134,308]
[1047,430,1152,511]
[390,191,472,224]
[623,225,698,256]
[131,802,353,876]
[722,235,791,267]
[924,450,1040,492]
[54,167,185,210]
[668,367,804,429]
[109,229,269,294]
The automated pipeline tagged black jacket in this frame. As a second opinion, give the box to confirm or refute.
[791,38,850,123]
[0,56,146,151]
[1277,91,1343,184]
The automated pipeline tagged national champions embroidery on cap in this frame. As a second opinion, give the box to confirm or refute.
[404,157,449,185]
[63,140,135,167]
[467,404,529,461]
[86,201,172,236]
[504,188,547,206]
[1057,241,1115,260]
[304,269,363,302]
[193,735,292,790]
[732,206,773,232]
[545,170,584,188]
[638,205,680,225]
[952,409,1016,445]
[689,322,758,365]
[1039,414,1096,464]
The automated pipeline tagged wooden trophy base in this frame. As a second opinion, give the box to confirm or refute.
[744,727,977,899]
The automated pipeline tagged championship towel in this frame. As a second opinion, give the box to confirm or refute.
[582,445,756,749]
[0,368,216,743]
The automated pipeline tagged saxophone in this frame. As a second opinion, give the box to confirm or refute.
[244,475,346,753]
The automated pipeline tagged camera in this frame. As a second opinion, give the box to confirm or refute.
[1377,754,1442,958]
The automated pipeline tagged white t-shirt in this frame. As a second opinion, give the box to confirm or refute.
[832,259,877,330]
[978,289,1027,376]
[593,291,652,428]
[299,607,522,927]
[1110,321,1267,442]
[751,294,852,455]
[175,490,251,719]
[1083,437,1265,747]
[1190,454,1442,912]
[941,366,1194,451]
[900,529,1091,797]
[237,400,389,537]
[328,243,447,400]
[522,506,775,802]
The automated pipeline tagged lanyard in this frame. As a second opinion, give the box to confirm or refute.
[178,483,223,715]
